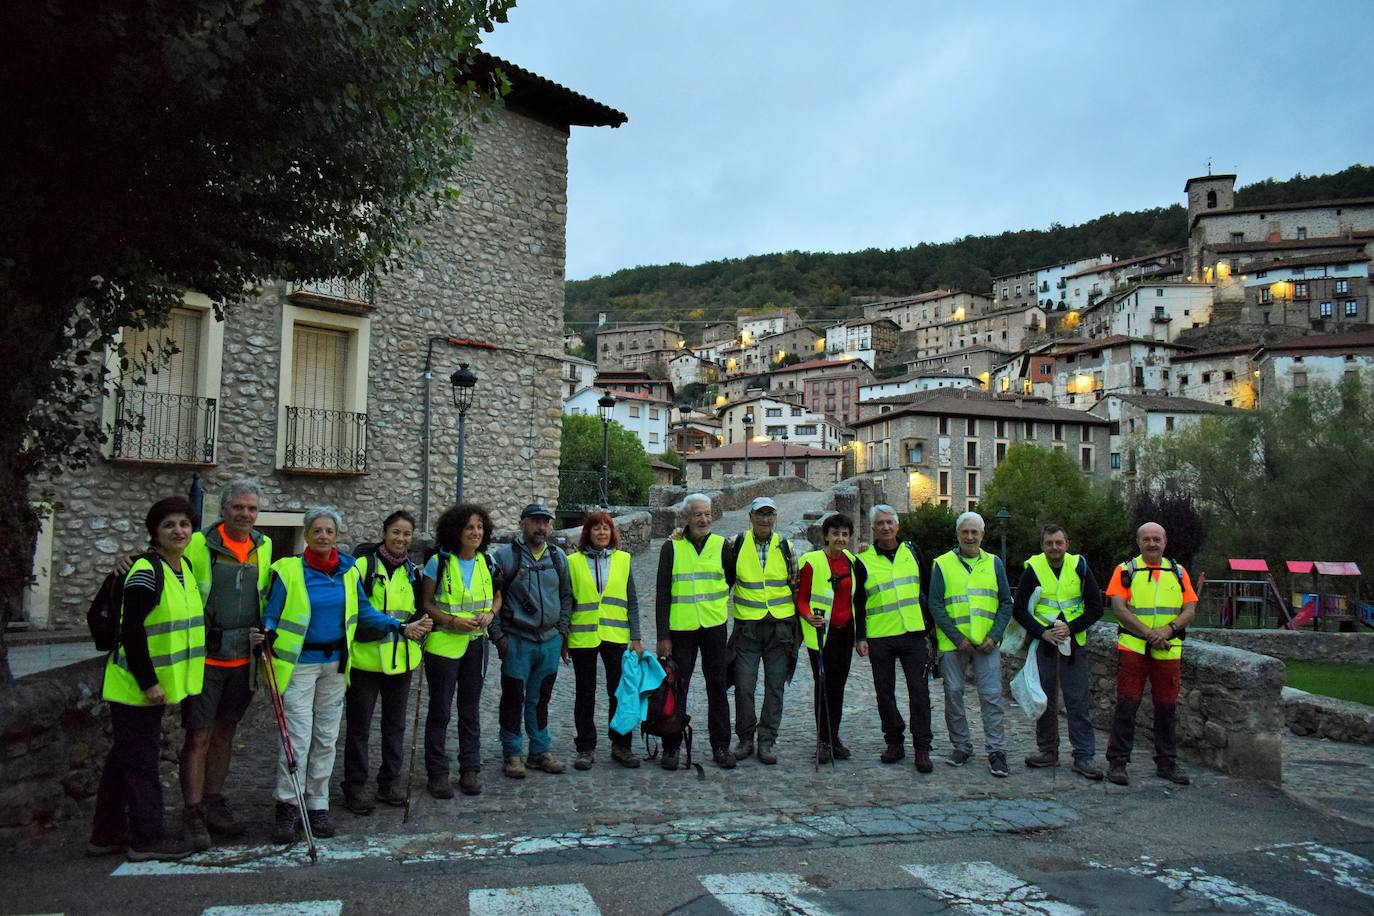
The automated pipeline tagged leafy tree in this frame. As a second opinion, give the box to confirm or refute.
[0,0,513,680]
[657,446,684,484]
[1128,488,1206,568]
[897,501,959,583]
[559,415,653,507]
[675,382,710,406]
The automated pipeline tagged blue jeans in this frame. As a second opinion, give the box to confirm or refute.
[939,647,1007,755]
[498,635,562,758]
[1034,639,1095,761]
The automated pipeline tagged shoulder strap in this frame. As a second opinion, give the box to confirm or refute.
[733,532,745,556]
[141,551,166,602]
[902,540,921,565]
[1165,558,1183,584]
[360,555,382,598]
[778,537,792,565]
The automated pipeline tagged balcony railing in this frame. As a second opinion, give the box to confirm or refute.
[283,407,368,473]
[112,388,217,464]
[289,277,375,305]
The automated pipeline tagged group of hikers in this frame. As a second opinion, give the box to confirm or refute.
[90,478,1198,863]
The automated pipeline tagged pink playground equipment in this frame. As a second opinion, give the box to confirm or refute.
[1285,561,1367,631]
[1203,559,1292,629]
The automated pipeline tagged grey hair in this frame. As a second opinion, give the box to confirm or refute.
[683,493,712,514]
[220,477,264,510]
[869,504,900,525]
[303,505,343,532]
[955,510,985,531]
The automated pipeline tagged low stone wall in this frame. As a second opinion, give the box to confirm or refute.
[648,476,816,537]
[554,508,652,555]
[1003,627,1285,782]
[1283,687,1374,745]
[1192,628,1374,664]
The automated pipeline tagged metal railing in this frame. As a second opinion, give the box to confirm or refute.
[112,388,217,464]
[558,469,604,509]
[283,406,368,472]
[290,277,375,305]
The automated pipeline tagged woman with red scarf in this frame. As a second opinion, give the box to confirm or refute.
[261,506,431,844]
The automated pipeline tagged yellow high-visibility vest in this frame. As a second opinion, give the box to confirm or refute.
[798,549,857,651]
[1026,552,1087,647]
[669,535,729,631]
[568,550,632,648]
[266,556,360,692]
[426,552,493,660]
[933,549,1000,651]
[732,531,794,621]
[103,556,206,706]
[857,543,925,638]
[351,556,423,674]
[1116,556,1186,659]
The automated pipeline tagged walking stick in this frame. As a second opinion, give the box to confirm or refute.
[402,647,427,825]
[813,611,837,772]
[260,643,318,864]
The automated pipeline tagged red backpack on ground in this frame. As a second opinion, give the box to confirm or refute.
[641,655,703,777]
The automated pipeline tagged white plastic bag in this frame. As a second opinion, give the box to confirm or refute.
[999,587,1038,653]
[1010,643,1047,720]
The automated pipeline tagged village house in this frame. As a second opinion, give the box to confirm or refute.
[860,370,980,403]
[906,345,1011,384]
[559,352,598,398]
[666,350,719,388]
[1079,281,1214,344]
[1045,335,1193,407]
[738,309,802,344]
[593,368,674,403]
[595,322,681,369]
[564,387,670,455]
[1240,254,1370,331]
[767,356,874,398]
[939,302,1047,356]
[1061,248,1186,313]
[863,289,992,331]
[685,441,843,487]
[1167,345,1260,408]
[670,414,723,455]
[718,393,847,450]
[740,325,827,373]
[1253,330,1374,406]
[825,317,900,367]
[1088,393,1240,477]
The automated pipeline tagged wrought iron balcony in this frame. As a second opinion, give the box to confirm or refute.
[111,388,217,464]
[283,407,368,473]
[289,276,375,306]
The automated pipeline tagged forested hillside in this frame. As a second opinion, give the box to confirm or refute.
[565,164,1374,337]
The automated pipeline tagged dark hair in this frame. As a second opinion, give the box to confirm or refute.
[382,510,417,534]
[822,512,854,540]
[1041,523,1068,540]
[577,511,620,551]
[435,503,492,554]
[145,496,196,546]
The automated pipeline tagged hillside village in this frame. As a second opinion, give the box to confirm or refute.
[565,171,1374,511]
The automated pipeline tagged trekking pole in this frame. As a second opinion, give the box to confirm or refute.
[820,611,836,771]
[402,646,427,825]
[260,643,318,864]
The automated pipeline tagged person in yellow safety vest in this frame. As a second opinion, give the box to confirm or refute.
[567,511,644,771]
[928,511,1014,778]
[90,496,205,863]
[341,510,426,815]
[1104,521,1198,788]
[261,506,431,845]
[654,493,733,770]
[796,512,866,765]
[420,503,500,800]
[1010,524,1106,780]
[856,504,935,774]
[730,496,799,767]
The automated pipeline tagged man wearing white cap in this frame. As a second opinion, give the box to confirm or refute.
[731,496,798,765]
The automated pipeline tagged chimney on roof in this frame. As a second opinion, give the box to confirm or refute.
[1015,397,1024,408]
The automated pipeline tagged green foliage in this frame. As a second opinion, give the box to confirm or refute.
[979,443,1132,581]
[897,502,960,580]
[774,352,802,369]
[676,382,710,406]
[560,415,654,506]
[565,344,592,361]
[1129,489,1206,568]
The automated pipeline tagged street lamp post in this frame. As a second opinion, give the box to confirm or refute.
[598,391,616,506]
[781,432,789,478]
[742,410,754,477]
[450,363,477,503]
[995,507,1012,565]
[677,403,693,485]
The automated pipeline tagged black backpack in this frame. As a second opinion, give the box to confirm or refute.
[88,553,164,652]
[641,655,704,777]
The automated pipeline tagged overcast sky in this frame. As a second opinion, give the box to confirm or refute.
[481,1,1374,281]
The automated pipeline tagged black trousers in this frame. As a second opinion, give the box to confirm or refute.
[342,667,413,794]
[664,623,731,754]
[571,642,631,751]
[424,646,486,775]
[91,702,165,847]
[806,623,854,746]
[868,631,933,750]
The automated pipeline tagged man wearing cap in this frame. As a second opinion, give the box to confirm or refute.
[490,504,573,778]
[731,496,798,766]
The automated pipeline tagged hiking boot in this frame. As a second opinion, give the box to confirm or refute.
[459,770,483,796]
[271,802,298,844]
[343,790,375,815]
[202,794,245,838]
[427,773,455,800]
[946,748,972,767]
[376,784,407,807]
[880,743,906,764]
[611,745,641,769]
[182,804,211,852]
[1156,764,1192,786]
[503,756,527,779]
[756,743,778,765]
[126,837,193,862]
[713,747,737,770]
[1073,758,1105,781]
[989,752,1010,778]
[660,750,680,771]
[735,738,755,760]
[914,748,934,774]
[86,835,129,857]
[832,740,852,760]
[815,743,833,765]
[1107,762,1130,786]
[526,752,567,774]
[573,750,595,771]
[1024,749,1060,769]
[306,808,336,839]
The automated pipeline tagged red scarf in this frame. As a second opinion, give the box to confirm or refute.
[303,547,340,574]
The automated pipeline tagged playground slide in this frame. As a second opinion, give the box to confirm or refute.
[1286,596,1318,630]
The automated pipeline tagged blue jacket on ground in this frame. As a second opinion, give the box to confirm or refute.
[611,649,666,736]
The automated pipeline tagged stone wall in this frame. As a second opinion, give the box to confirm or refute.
[1283,687,1374,745]
[554,509,652,556]
[648,476,816,537]
[31,106,570,629]
[1192,628,1374,664]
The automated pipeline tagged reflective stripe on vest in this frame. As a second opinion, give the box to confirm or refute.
[1026,552,1087,647]
[426,553,493,660]
[934,550,1000,651]
[268,556,360,692]
[185,529,272,607]
[104,557,206,706]
[669,534,729,631]
[350,556,422,675]
[732,531,794,620]
[568,550,632,648]
[857,543,925,638]
[1116,556,1185,659]
[798,549,856,651]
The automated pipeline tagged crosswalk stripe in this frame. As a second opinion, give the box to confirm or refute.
[1265,842,1374,899]
[468,883,600,916]
[698,873,836,916]
[202,904,342,916]
[1121,858,1313,915]
[903,862,1084,915]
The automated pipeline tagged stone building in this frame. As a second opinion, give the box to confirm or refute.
[863,289,992,331]
[666,351,719,388]
[685,441,843,487]
[1061,248,1186,313]
[1087,394,1240,477]
[1168,345,1260,408]
[559,352,598,399]
[1046,336,1192,407]
[595,322,680,369]
[738,325,826,375]
[939,303,1047,357]
[25,56,626,629]
[859,370,979,403]
[738,309,802,343]
[802,367,870,426]
[1240,254,1370,331]
[593,368,673,403]
[768,356,873,398]
[824,317,900,368]
[1254,330,1374,406]
[1079,281,1214,343]
[906,345,1011,383]
[718,394,846,450]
